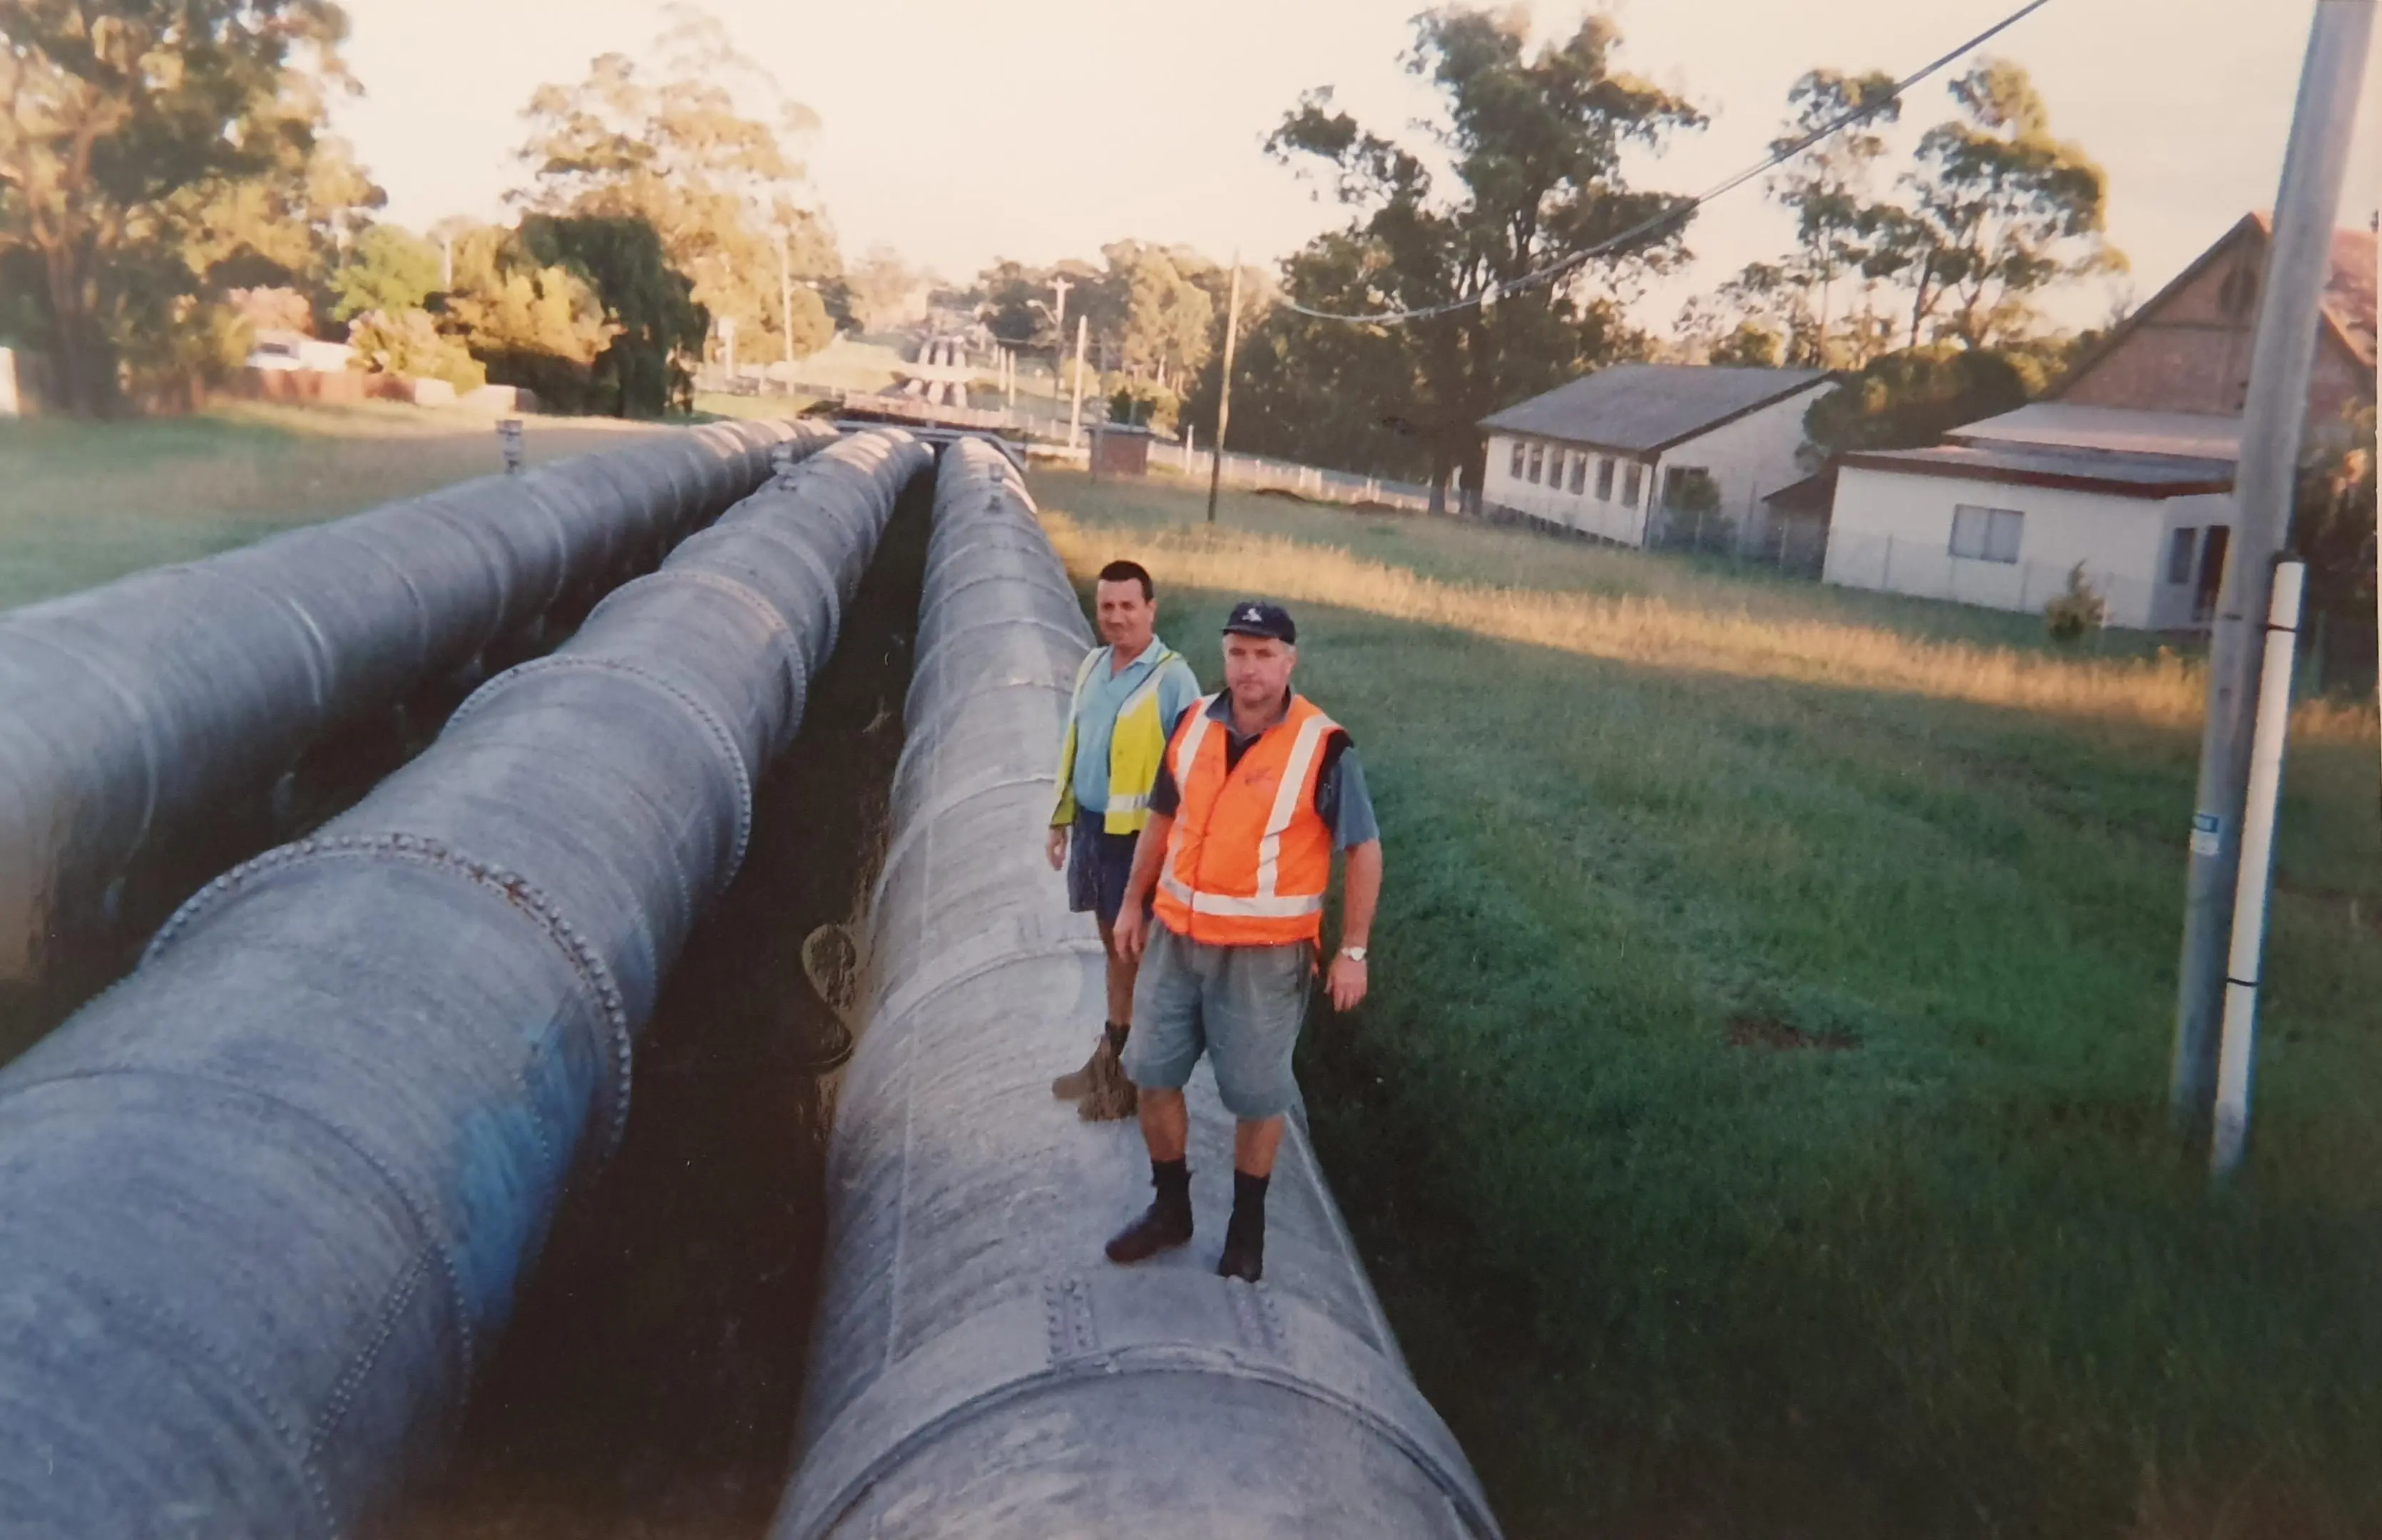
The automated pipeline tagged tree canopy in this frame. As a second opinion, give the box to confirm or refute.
[513,4,837,366]
[1259,9,1703,501]
[329,222,441,322]
[0,0,361,412]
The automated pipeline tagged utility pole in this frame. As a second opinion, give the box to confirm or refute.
[778,235,795,376]
[1051,274,1073,401]
[1206,254,1243,525]
[2169,0,2373,1144]
[1066,315,1088,450]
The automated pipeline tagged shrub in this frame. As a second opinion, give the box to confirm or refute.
[2044,563,2106,642]
[345,308,487,392]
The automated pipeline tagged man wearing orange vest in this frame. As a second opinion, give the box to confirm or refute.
[1107,600,1381,1283]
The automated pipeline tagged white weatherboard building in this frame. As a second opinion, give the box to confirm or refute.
[1478,364,1836,556]
[1821,404,2240,632]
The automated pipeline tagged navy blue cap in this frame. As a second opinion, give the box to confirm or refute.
[1222,600,1297,645]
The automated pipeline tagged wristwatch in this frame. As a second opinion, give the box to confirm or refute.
[1339,945,1368,964]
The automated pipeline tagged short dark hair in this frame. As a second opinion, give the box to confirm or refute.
[1097,560,1154,601]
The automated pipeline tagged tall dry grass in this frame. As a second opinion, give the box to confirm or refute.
[1043,512,2378,744]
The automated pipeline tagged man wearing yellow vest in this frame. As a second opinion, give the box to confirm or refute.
[1047,559,1203,1120]
[1108,600,1381,1283]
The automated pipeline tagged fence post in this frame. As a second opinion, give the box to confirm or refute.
[1882,535,1896,590]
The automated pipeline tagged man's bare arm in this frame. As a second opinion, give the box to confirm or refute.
[1327,839,1381,1012]
[1109,811,1174,960]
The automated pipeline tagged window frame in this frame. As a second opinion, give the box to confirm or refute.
[1528,443,1545,485]
[1621,463,1642,508]
[1595,458,1615,501]
[1949,503,2024,565]
[1569,453,1588,495]
[2167,526,2199,585]
[1508,440,1525,479]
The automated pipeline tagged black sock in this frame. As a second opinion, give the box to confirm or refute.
[1105,1020,1129,1055]
[1152,1157,1190,1215]
[1230,1169,1269,1242]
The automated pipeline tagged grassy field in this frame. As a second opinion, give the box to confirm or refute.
[1033,467,2382,1539]
[0,401,673,612]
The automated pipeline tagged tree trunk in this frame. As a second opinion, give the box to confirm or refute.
[41,238,108,418]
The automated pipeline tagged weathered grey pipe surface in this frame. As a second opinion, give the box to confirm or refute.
[0,416,830,990]
[772,439,1499,1539]
[0,429,930,1539]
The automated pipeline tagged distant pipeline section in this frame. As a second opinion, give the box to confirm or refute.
[770,438,1499,1540]
[0,417,832,1000]
[0,430,931,1539]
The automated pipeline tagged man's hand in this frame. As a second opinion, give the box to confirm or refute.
[1112,900,1149,962]
[1046,826,1068,871]
[1327,952,1369,1013]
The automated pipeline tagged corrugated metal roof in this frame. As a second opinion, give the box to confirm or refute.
[1479,363,1831,453]
[1839,442,2236,499]
[1948,404,2244,461]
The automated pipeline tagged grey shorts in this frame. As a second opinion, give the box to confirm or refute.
[1122,921,1314,1119]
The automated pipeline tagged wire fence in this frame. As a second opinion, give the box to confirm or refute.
[1819,529,2192,632]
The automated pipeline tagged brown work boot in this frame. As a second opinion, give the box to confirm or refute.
[1053,1022,1127,1101]
[1076,1032,1138,1121]
[1051,1034,1105,1101]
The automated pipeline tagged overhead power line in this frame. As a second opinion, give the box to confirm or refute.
[1276,0,2057,326]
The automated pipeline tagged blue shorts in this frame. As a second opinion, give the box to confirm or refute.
[1064,821,1140,928]
[1123,921,1314,1119]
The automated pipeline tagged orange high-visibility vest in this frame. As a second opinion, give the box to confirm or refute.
[1152,693,1341,947]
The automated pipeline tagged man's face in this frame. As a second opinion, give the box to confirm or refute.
[1222,632,1294,712]
[1095,579,1154,653]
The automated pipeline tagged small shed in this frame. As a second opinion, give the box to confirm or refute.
[1088,422,1155,478]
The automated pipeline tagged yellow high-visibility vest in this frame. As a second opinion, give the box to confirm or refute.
[1052,645,1185,836]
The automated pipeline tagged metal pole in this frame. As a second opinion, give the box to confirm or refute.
[2170,0,2373,1141]
[1067,315,1088,451]
[2211,560,2307,1177]
[1207,254,1242,525]
[779,235,794,374]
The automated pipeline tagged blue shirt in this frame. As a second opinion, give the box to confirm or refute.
[1147,692,1381,851]
[1069,636,1202,818]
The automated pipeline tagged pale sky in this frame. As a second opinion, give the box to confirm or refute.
[332,0,2382,332]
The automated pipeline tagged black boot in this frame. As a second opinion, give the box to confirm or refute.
[1105,1156,1192,1264]
[1216,1170,1268,1283]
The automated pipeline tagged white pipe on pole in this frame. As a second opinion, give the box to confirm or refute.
[2210,559,2308,1178]
[2171,0,2374,1137]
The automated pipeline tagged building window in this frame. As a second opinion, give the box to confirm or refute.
[1595,458,1615,500]
[1570,453,1588,494]
[1548,447,1565,488]
[1621,463,1642,508]
[2167,526,2198,585]
[1950,504,2024,564]
[1528,443,1544,484]
[1509,440,1525,479]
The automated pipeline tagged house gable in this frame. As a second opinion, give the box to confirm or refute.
[2058,214,2375,427]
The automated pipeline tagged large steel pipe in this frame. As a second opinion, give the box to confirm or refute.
[772,439,1499,1540]
[0,417,834,992]
[0,429,931,1539]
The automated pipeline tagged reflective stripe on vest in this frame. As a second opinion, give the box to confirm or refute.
[1153,694,1339,945]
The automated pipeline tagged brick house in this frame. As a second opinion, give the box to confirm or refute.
[2058,212,2375,438]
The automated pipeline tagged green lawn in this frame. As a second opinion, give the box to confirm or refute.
[0,401,668,612]
[1033,467,2382,1539]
